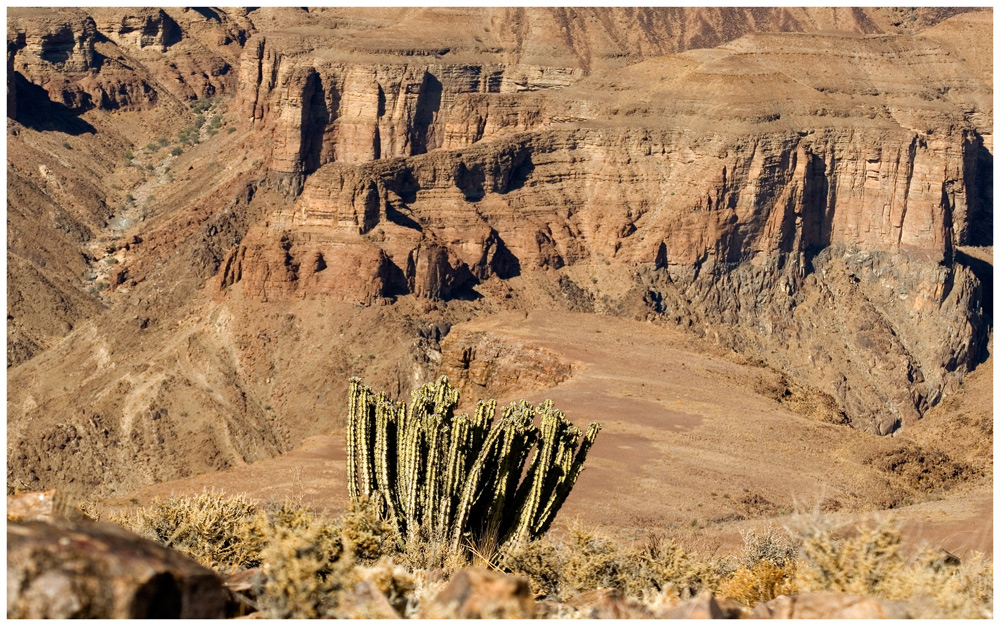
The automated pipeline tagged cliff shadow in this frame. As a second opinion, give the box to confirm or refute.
[192,7,221,21]
[385,203,422,231]
[300,71,332,174]
[505,151,535,193]
[410,72,442,155]
[955,248,993,327]
[456,162,486,201]
[11,73,96,135]
[963,140,992,247]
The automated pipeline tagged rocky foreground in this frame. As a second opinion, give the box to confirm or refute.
[8,490,987,619]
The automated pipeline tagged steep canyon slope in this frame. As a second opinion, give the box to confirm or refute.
[6,7,992,499]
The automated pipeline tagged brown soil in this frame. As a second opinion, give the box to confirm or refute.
[101,310,992,556]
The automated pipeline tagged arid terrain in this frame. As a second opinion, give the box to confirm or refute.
[6,6,993,619]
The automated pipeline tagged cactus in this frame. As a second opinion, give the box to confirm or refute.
[346,375,601,555]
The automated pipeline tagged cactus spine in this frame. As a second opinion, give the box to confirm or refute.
[346,375,601,555]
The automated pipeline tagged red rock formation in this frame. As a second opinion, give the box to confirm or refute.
[216,14,991,433]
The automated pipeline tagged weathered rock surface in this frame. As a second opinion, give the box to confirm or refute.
[7,7,248,115]
[419,567,534,618]
[216,16,992,432]
[565,587,656,619]
[439,328,574,402]
[6,489,88,523]
[7,517,228,618]
[752,591,913,619]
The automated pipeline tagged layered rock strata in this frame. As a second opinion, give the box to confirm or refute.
[218,15,991,434]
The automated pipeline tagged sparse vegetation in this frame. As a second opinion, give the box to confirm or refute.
[192,97,212,114]
[62,141,72,150]
[171,146,183,157]
[103,492,990,618]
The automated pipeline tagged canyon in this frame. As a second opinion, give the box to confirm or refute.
[5,5,991,541]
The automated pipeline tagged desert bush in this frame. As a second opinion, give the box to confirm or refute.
[716,524,798,605]
[258,518,353,618]
[739,524,797,568]
[718,558,795,606]
[112,492,343,575]
[504,524,718,601]
[347,376,601,560]
[340,498,399,562]
[886,550,993,619]
[791,514,905,596]
[355,558,417,615]
[113,491,262,571]
[787,513,992,617]
[170,146,183,157]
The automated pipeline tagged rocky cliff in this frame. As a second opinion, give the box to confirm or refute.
[5,8,992,497]
[217,13,991,434]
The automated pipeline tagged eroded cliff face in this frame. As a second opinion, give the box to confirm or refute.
[217,14,991,435]
[5,7,992,498]
[7,7,250,115]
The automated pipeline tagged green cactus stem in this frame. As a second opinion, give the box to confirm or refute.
[345,375,601,556]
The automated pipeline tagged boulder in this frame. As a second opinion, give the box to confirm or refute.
[752,591,913,619]
[6,489,87,522]
[420,567,534,618]
[565,587,655,619]
[656,590,728,619]
[224,568,266,617]
[7,518,228,618]
[332,579,401,619]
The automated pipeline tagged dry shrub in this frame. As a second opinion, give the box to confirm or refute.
[258,518,354,618]
[739,525,797,568]
[718,559,795,606]
[112,491,263,572]
[355,558,417,615]
[865,444,965,491]
[718,525,798,605]
[504,523,718,601]
[792,514,905,596]
[878,549,993,619]
[111,492,344,574]
[789,512,993,618]
[340,498,400,562]
[501,533,563,597]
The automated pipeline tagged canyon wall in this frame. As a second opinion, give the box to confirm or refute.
[5,7,991,497]
[218,14,991,434]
